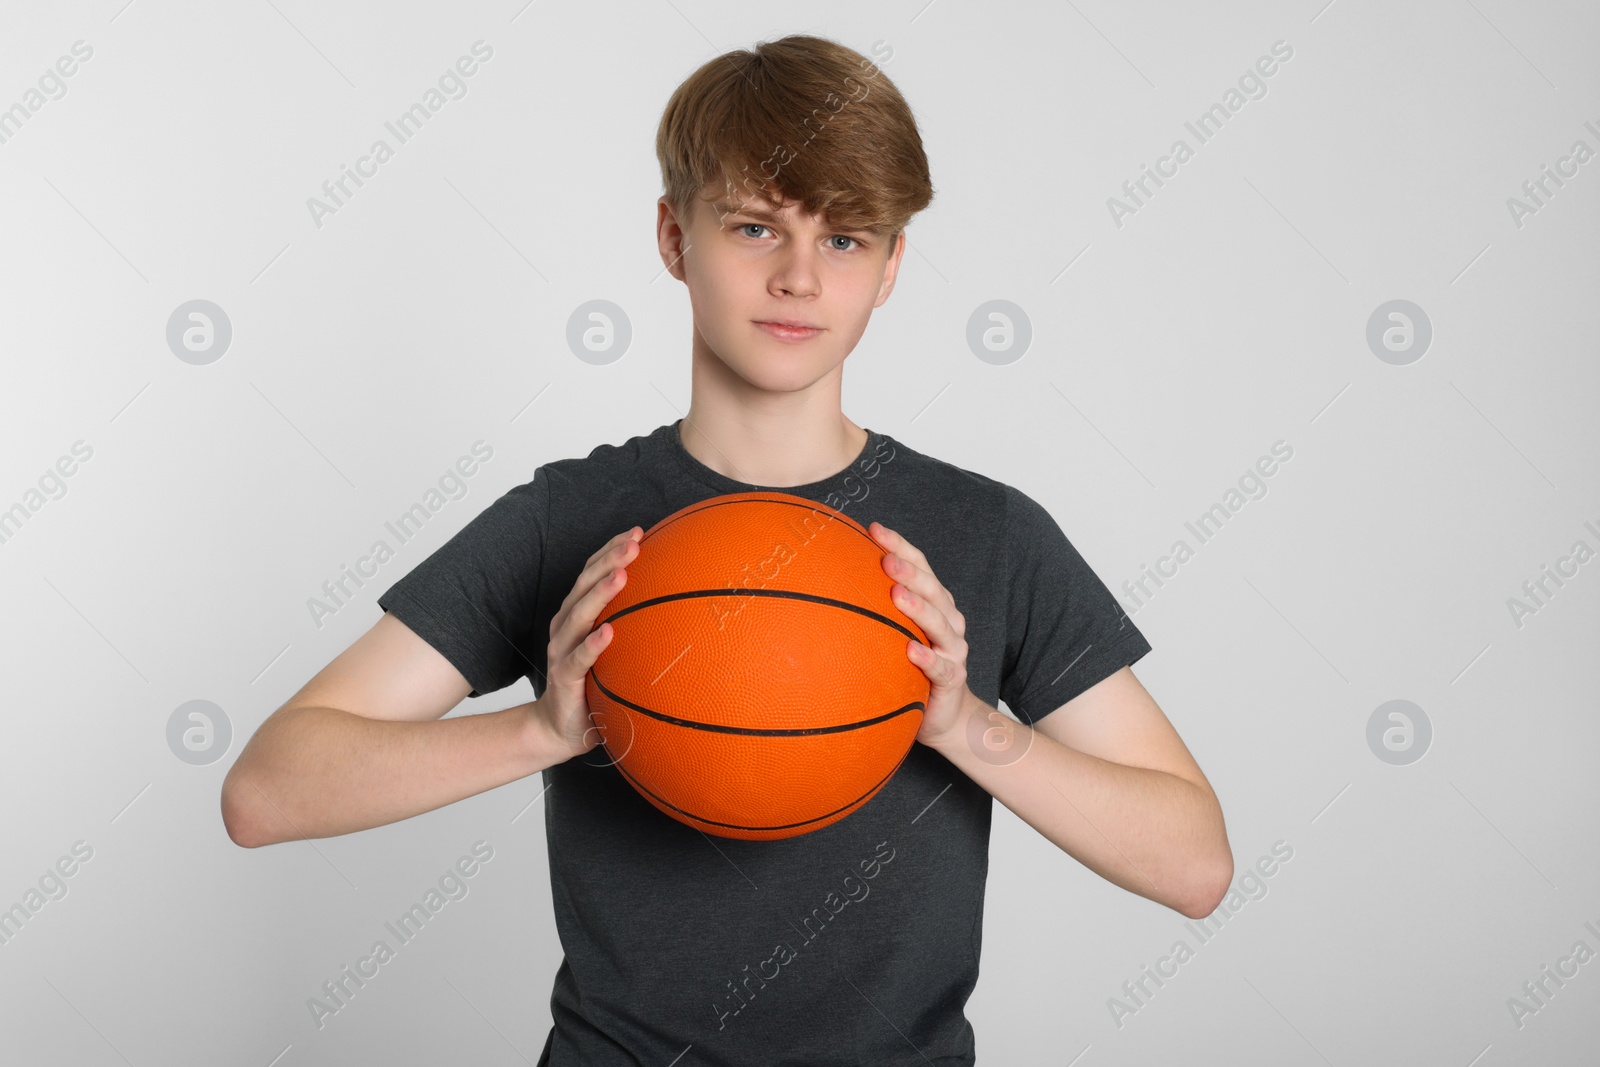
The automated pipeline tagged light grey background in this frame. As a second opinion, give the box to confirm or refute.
[2,0,1597,1063]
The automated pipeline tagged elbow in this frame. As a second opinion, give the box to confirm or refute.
[220,769,265,849]
[1176,851,1234,920]
[1172,784,1232,920]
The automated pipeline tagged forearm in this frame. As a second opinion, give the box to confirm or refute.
[221,702,569,847]
[927,693,1230,918]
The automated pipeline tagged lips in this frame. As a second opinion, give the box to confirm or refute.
[754,321,824,341]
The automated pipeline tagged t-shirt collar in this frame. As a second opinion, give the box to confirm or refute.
[664,418,880,497]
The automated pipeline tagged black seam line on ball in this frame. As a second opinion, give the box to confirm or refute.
[641,495,874,549]
[597,587,918,642]
[590,670,925,736]
[609,742,912,832]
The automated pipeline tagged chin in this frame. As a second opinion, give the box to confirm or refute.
[739,366,830,393]
[726,352,840,393]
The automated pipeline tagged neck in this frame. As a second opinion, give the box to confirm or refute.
[678,412,867,488]
[679,336,868,488]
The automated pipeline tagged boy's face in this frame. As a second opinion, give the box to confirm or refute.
[656,187,906,395]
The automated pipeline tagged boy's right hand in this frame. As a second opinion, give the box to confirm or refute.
[533,524,643,761]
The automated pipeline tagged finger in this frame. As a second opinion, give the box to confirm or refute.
[561,528,643,620]
[550,618,614,682]
[870,520,911,555]
[586,526,643,568]
[554,532,639,667]
[555,562,630,656]
[892,582,966,656]
[881,552,935,600]
[552,536,641,639]
[871,521,932,572]
[883,550,959,622]
[872,523,953,605]
[579,537,640,602]
[910,640,964,689]
[580,564,630,630]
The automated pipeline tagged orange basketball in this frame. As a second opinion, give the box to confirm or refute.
[584,492,929,841]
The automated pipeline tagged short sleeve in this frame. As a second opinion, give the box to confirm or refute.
[998,484,1151,725]
[375,468,549,699]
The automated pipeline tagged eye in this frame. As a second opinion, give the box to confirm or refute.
[738,223,771,239]
[828,235,860,252]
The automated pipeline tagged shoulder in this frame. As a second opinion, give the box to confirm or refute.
[872,434,1012,517]
[516,424,685,557]
[877,435,1054,539]
[533,423,673,497]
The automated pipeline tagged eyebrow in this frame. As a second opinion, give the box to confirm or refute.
[711,199,778,222]
[710,199,872,235]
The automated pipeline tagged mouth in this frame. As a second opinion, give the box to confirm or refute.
[753,320,824,342]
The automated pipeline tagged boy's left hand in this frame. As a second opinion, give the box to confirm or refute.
[869,521,976,748]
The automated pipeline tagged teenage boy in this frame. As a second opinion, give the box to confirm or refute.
[222,34,1231,1066]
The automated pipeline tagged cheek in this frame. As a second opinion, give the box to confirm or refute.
[831,319,871,356]
[692,258,744,316]
[834,284,880,334]
[684,261,731,327]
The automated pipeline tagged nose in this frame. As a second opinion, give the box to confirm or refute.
[770,241,821,300]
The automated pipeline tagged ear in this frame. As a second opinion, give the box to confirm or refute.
[872,230,908,309]
[657,196,690,282]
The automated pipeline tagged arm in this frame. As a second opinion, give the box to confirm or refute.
[222,523,642,848]
[868,519,1232,920]
[219,613,575,848]
[924,668,1233,920]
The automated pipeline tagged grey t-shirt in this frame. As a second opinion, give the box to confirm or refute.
[376,419,1151,1065]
